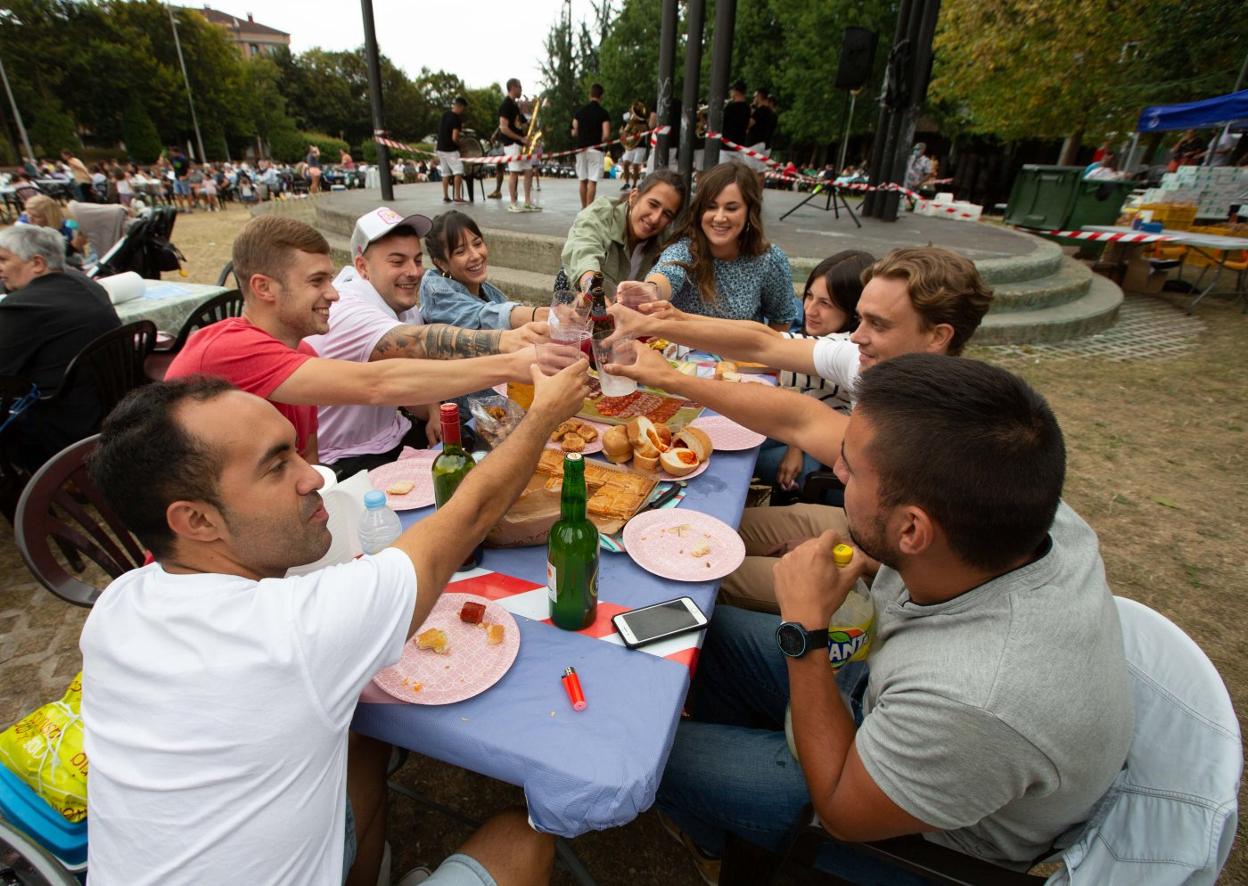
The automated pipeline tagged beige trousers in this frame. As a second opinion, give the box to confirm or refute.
[720,504,850,613]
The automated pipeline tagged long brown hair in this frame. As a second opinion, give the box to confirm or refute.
[667,163,768,303]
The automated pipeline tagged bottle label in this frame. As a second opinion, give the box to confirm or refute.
[546,561,557,602]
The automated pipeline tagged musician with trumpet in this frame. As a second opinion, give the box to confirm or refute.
[620,100,649,190]
[497,78,540,213]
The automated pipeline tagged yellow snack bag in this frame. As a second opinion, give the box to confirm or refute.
[0,672,88,822]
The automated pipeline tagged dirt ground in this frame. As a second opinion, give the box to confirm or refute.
[1,196,1245,883]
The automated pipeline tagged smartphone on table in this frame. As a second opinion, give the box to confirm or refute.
[612,597,709,649]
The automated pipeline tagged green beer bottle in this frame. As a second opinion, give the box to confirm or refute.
[547,453,599,630]
[432,403,482,570]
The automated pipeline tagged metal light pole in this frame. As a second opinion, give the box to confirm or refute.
[361,0,393,201]
[0,54,33,163]
[654,0,678,169]
[704,0,736,170]
[677,0,706,191]
[167,3,207,162]
[836,89,860,174]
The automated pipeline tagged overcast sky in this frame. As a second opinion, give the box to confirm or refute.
[200,1,600,92]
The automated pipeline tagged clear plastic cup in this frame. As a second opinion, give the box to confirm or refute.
[550,289,592,329]
[590,337,637,396]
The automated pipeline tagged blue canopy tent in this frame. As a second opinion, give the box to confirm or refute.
[1137,88,1248,133]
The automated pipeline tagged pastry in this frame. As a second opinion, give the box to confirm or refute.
[486,623,505,645]
[602,425,632,463]
[385,480,416,496]
[633,451,659,472]
[561,433,586,453]
[574,421,599,442]
[416,628,449,654]
[672,427,713,462]
[659,447,700,477]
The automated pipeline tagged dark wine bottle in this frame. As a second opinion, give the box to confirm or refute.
[588,270,613,341]
[431,403,483,570]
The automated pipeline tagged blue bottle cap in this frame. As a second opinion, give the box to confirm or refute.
[364,490,387,509]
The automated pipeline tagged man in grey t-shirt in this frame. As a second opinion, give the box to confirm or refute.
[655,355,1133,882]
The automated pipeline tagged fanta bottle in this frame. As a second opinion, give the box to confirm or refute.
[825,543,874,667]
[785,543,874,760]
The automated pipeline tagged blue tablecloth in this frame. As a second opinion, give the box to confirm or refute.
[351,445,758,837]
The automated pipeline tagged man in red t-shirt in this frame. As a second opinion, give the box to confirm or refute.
[168,214,581,463]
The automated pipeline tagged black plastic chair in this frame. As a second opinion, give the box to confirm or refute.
[799,468,845,508]
[15,435,145,608]
[215,259,241,291]
[46,320,157,424]
[0,375,38,523]
[146,290,244,380]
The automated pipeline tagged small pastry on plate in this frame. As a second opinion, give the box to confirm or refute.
[602,425,632,463]
[416,628,449,654]
[561,433,586,453]
[385,479,416,496]
[486,623,505,645]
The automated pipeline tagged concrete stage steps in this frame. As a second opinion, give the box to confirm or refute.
[315,193,1120,345]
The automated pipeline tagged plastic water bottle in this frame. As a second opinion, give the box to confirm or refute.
[358,490,402,555]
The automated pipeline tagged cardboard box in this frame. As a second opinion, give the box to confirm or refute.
[1122,253,1170,294]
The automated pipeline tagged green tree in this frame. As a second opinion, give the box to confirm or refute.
[121,97,163,163]
[539,0,583,153]
[597,0,665,125]
[931,0,1242,160]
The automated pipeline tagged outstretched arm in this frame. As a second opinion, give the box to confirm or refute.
[606,345,846,466]
[607,302,819,375]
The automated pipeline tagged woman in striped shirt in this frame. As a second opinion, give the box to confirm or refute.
[757,250,874,499]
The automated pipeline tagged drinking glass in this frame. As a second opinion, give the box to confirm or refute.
[590,337,638,397]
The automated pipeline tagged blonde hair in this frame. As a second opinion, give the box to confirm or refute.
[232,216,329,297]
[25,194,65,230]
[864,247,994,355]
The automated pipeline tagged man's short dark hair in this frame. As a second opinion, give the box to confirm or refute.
[590,83,604,99]
[854,354,1065,572]
[731,80,747,94]
[453,96,468,108]
[89,377,236,559]
[506,78,521,91]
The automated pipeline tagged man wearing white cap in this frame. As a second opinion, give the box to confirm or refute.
[168,213,571,466]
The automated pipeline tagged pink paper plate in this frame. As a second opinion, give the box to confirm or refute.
[545,419,608,456]
[690,415,767,451]
[622,509,745,582]
[372,593,520,705]
[369,454,438,510]
[659,455,711,481]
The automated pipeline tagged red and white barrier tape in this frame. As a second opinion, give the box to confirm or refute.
[705,131,784,170]
[375,130,661,165]
[1025,228,1175,243]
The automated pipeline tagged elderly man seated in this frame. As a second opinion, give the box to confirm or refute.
[0,224,120,470]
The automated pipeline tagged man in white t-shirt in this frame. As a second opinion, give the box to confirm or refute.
[608,246,994,609]
[81,364,589,886]
[307,207,549,478]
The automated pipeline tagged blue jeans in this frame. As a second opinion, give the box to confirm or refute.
[753,437,823,490]
[657,606,930,885]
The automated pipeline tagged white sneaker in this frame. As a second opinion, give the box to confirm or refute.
[523,203,543,212]
[507,203,525,213]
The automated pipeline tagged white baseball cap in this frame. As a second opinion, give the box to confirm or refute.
[350,207,433,257]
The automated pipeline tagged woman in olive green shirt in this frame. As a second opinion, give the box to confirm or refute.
[558,168,685,295]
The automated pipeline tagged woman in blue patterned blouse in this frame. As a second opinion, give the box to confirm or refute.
[616,162,797,329]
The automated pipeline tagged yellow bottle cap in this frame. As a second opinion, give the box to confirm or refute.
[833,544,853,567]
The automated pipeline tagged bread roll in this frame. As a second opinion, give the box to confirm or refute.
[626,416,656,448]
[659,447,700,477]
[602,425,632,463]
[632,451,659,472]
[673,426,713,462]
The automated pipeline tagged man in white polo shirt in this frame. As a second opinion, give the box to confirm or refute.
[308,207,549,478]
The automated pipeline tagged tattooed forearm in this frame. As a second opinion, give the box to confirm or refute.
[371,324,502,361]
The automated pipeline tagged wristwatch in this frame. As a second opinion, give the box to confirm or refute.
[776,621,830,658]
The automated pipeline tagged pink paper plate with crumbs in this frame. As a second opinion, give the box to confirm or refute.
[622,509,745,582]
[372,593,520,705]
[369,453,438,510]
[689,415,767,451]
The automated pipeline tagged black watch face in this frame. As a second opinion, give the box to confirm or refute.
[777,623,806,657]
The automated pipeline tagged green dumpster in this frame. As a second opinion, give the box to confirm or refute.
[1005,166,1082,229]
[1067,178,1137,229]
[1005,165,1136,231]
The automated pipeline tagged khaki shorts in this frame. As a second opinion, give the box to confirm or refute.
[437,151,464,176]
[575,149,604,182]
